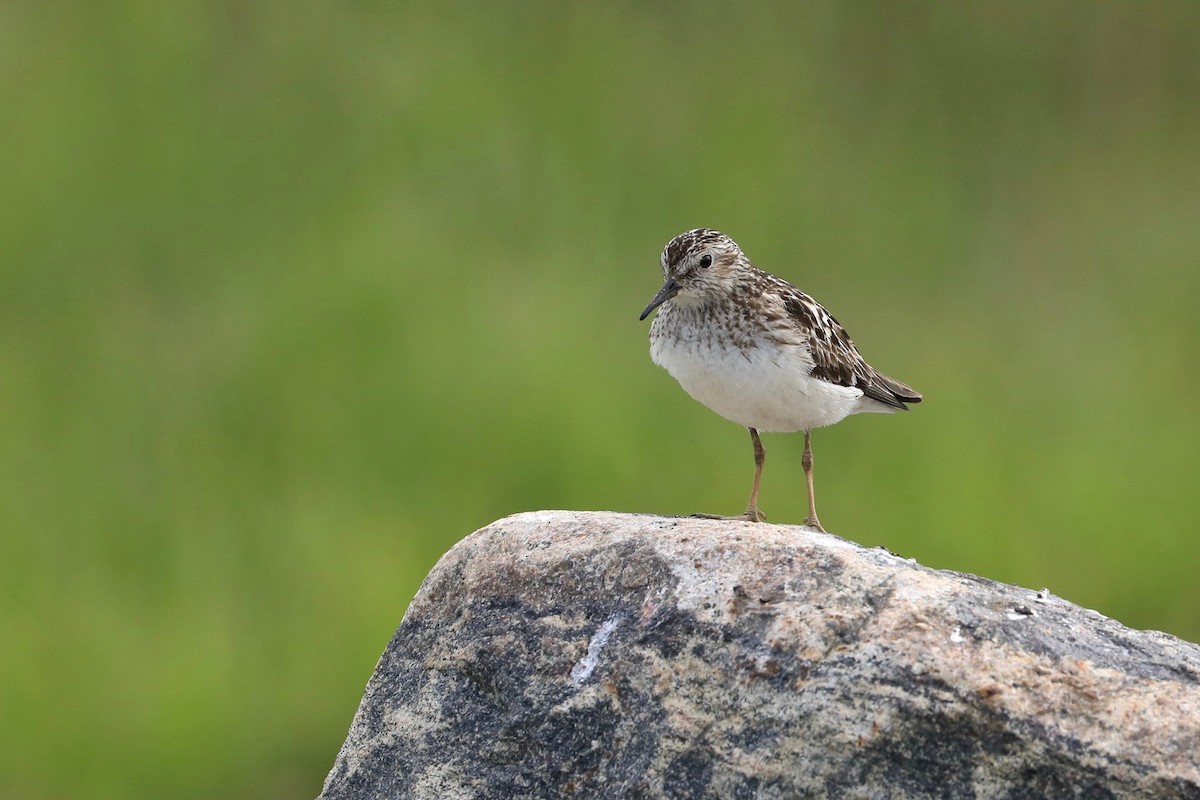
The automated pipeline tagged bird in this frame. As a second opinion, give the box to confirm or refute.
[639,228,921,531]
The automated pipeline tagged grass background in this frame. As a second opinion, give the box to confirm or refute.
[2,2,1198,797]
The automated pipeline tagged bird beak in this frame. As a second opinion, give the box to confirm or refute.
[639,277,681,321]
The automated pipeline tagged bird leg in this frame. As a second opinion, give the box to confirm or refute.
[742,427,767,521]
[691,427,767,522]
[802,429,825,531]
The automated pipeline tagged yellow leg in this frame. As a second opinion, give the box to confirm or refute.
[691,427,767,522]
[802,430,825,531]
[742,428,766,521]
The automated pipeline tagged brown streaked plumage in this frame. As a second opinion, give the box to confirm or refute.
[639,228,921,530]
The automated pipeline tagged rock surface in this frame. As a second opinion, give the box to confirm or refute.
[319,511,1200,800]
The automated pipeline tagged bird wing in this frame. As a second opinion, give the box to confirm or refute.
[777,284,922,409]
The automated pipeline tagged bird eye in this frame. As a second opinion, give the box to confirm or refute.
[699,254,713,268]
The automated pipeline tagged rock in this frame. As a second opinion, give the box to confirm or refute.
[318,511,1200,800]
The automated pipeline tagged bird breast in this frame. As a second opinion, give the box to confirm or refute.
[649,312,869,433]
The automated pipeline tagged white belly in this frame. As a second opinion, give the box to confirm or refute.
[650,336,882,432]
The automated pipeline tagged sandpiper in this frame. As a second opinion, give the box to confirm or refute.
[639,228,921,531]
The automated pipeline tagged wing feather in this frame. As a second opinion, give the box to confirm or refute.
[778,284,922,409]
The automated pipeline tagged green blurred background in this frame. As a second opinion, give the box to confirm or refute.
[2,2,1198,797]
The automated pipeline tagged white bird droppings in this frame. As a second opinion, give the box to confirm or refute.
[571,615,623,685]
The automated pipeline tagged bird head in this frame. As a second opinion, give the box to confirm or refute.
[639,228,746,320]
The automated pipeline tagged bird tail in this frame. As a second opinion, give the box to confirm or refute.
[863,371,922,410]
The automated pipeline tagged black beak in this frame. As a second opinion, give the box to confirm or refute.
[639,277,681,321]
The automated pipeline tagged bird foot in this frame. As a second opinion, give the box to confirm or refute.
[690,508,767,523]
[802,515,826,532]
